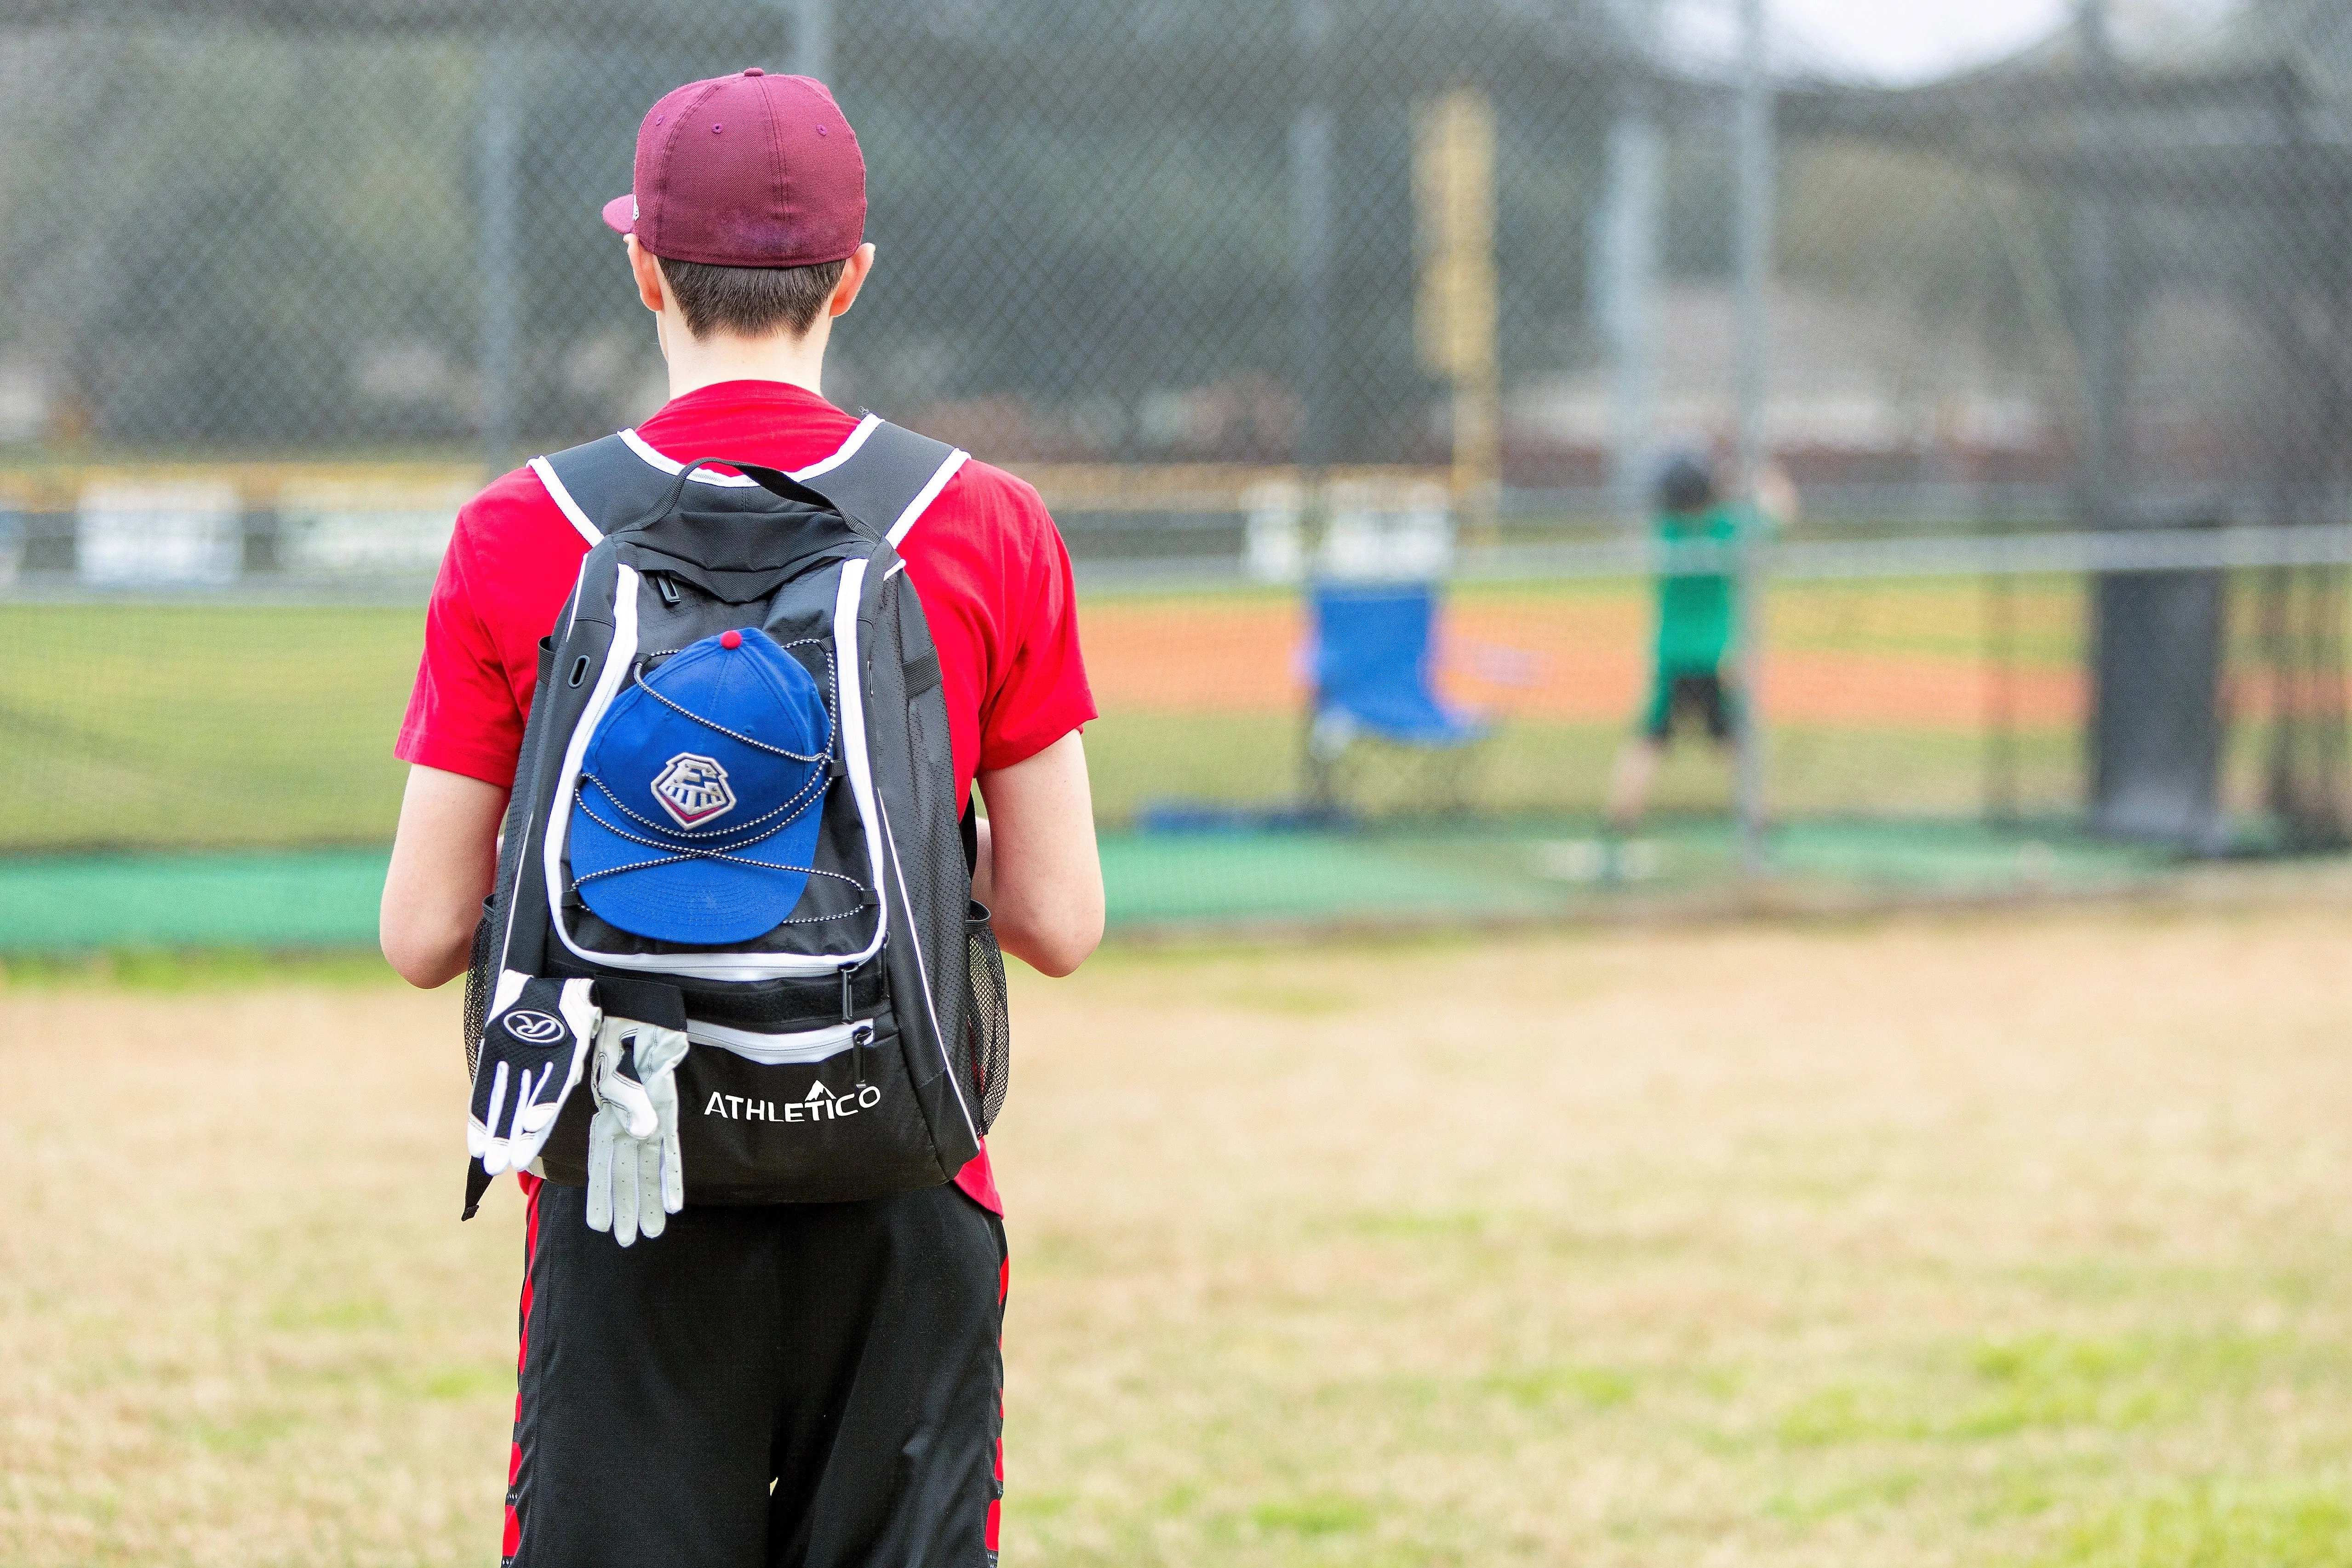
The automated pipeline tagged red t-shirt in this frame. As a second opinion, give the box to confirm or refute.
[398,379,1097,1215]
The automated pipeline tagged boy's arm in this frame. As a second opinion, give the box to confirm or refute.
[971,730,1103,978]
[381,765,508,988]
[1753,464,1800,534]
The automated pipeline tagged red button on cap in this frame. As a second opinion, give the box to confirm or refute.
[744,66,764,76]
[720,630,744,649]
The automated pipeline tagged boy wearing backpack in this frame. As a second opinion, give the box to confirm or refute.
[379,69,1102,1568]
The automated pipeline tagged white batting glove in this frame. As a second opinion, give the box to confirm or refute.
[585,1015,689,1247]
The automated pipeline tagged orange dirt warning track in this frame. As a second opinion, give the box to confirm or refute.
[1078,600,2083,729]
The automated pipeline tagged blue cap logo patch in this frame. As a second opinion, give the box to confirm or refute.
[652,753,736,828]
[567,626,836,944]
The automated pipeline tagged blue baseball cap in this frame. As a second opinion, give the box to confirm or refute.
[568,626,833,944]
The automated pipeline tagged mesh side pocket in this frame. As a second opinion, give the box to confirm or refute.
[964,900,1011,1134]
[462,898,497,1079]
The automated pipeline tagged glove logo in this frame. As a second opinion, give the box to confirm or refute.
[652,752,736,828]
[504,1009,567,1045]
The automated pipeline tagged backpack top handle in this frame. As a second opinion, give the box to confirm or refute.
[638,455,885,544]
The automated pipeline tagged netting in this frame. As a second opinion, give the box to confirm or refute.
[964,905,1011,1133]
[3,0,2349,935]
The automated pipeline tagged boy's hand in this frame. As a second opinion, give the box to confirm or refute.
[1755,464,1801,533]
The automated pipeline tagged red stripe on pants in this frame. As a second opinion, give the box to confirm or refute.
[504,1172,545,1562]
[987,1249,1008,1554]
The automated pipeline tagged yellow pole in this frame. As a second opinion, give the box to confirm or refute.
[1414,86,1499,543]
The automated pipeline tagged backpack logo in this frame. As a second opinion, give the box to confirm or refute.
[704,1080,885,1122]
[503,1009,566,1045]
[652,752,736,828]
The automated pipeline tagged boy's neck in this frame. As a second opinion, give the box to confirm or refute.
[660,314,833,404]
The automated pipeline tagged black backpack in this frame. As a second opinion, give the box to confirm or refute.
[461,416,1010,1213]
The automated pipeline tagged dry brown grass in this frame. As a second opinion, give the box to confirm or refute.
[6,906,2352,1566]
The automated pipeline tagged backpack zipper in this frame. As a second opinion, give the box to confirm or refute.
[840,963,870,1084]
[684,1017,871,1065]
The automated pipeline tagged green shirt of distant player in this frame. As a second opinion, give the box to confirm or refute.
[1653,503,1743,672]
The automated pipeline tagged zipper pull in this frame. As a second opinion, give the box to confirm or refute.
[852,1023,874,1087]
[654,572,680,607]
[838,963,855,1024]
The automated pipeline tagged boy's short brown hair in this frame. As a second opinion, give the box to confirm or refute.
[656,255,847,340]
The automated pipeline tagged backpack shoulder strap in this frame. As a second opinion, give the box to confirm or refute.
[527,418,966,545]
[792,418,968,547]
[529,433,670,542]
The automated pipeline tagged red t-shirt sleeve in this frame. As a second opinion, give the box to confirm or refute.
[396,531,526,786]
[901,464,1096,801]
[395,470,584,789]
[978,481,1094,773]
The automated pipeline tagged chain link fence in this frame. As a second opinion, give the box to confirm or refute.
[1,0,2347,924]
[1,0,1623,471]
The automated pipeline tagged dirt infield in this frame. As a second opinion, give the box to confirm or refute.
[7,907,2352,1566]
[1081,595,2086,728]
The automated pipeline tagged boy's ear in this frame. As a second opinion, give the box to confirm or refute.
[829,242,877,320]
[627,235,667,315]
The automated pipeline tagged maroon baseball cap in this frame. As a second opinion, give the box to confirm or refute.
[602,69,865,268]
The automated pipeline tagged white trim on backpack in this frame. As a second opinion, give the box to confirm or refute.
[617,428,755,486]
[826,556,895,967]
[488,552,600,986]
[795,415,884,481]
[613,415,884,487]
[538,561,893,983]
[873,786,981,1144]
[560,551,594,641]
[530,458,604,546]
[687,1016,875,1065]
[541,564,645,964]
[885,449,969,546]
[533,418,882,542]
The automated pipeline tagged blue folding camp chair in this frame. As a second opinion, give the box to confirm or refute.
[1304,582,1491,815]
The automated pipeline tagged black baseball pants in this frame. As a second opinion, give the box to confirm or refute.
[505,1174,1007,1568]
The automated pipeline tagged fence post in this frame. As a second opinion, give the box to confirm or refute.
[1415,88,1499,543]
[1290,0,1336,485]
[1597,0,1663,525]
[477,39,520,479]
[796,0,834,83]
[2073,0,2120,531]
[1732,0,1774,877]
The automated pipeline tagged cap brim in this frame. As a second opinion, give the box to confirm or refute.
[567,800,826,946]
[601,195,636,236]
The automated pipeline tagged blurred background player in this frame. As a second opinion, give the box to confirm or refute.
[1604,450,1796,844]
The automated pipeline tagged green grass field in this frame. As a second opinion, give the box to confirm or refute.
[6,904,2352,1565]
[0,576,2147,956]
[1087,709,2084,823]
[0,604,419,851]
[0,578,2091,853]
